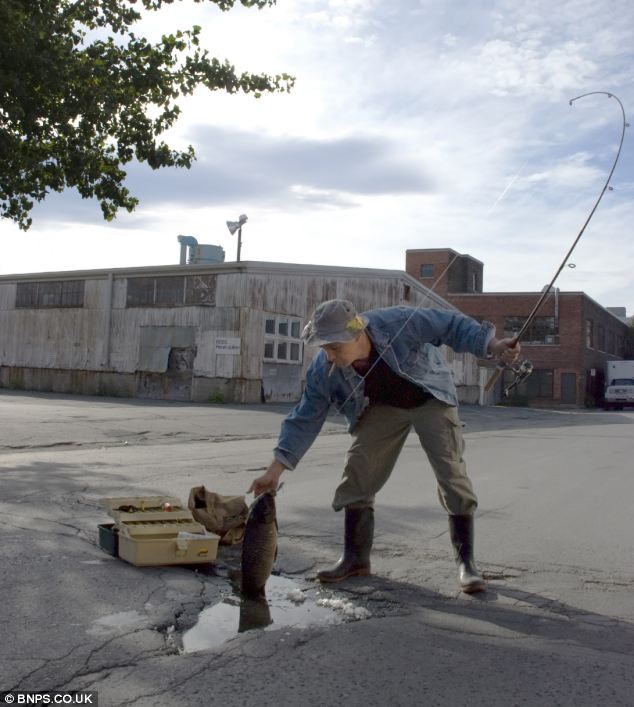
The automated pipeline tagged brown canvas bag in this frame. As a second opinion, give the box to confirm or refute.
[188,486,248,545]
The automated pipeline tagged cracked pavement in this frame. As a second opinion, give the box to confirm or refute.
[1,390,633,706]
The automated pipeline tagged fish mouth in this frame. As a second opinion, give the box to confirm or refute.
[246,490,278,525]
[250,482,283,504]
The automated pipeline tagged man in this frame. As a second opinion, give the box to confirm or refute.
[249,299,520,593]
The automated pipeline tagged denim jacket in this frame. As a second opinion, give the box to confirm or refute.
[273,306,495,470]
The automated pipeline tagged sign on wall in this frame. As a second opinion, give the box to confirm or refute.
[215,337,241,355]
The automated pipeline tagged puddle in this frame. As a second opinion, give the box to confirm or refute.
[181,575,370,653]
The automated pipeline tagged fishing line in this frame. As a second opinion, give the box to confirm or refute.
[486,160,528,216]
[323,93,628,408]
[485,91,629,393]
[331,167,525,410]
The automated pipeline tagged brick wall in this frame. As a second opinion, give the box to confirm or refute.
[405,248,484,297]
[447,291,630,407]
[405,250,454,297]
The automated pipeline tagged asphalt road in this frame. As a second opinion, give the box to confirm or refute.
[1,390,633,706]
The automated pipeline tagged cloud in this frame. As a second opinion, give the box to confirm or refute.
[523,152,606,190]
[24,191,157,230]
[3,0,634,314]
[289,185,358,208]
[16,126,433,227]
[127,126,434,207]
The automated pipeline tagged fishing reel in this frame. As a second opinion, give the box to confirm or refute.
[502,359,534,397]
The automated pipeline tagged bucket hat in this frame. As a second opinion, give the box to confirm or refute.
[302,299,368,346]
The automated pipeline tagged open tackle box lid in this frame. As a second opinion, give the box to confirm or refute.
[100,495,205,538]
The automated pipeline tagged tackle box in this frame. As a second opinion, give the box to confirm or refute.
[98,522,119,557]
[99,496,220,566]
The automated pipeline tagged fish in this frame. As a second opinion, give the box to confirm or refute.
[239,597,273,633]
[240,489,278,599]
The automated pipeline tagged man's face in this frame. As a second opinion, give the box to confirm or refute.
[320,333,368,368]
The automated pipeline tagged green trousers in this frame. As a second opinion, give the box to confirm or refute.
[332,399,478,515]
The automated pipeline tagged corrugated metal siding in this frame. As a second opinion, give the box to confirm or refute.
[239,308,265,379]
[0,283,17,311]
[83,279,104,310]
[0,264,481,402]
[0,306,104,368]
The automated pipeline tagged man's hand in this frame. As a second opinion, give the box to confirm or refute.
[488,337,521,365]
[248,460,286,496]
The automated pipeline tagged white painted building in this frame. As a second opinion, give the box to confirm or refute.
[0,261,482,404]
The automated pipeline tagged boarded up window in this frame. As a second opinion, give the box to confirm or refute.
[127,278,155,306]
[185,275,216,305]
[155,277,185,305]
[15,282,38,308]
[16,280,84,308]
[127,275,216,307]
[138,326,196,371]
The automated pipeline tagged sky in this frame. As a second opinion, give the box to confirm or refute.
[2,0,634,315]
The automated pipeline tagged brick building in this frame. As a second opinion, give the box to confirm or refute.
[406,249,633,407]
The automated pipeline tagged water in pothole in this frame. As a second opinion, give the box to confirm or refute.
[181,575,370,653]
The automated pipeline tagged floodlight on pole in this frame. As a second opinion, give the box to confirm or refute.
[226,214,248,262]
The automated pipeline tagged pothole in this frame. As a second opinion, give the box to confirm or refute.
[180,575,371,653]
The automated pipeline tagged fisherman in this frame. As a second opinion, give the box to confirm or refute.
[249,299,520,593]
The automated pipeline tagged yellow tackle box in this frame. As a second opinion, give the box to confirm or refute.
[99,496,220,567]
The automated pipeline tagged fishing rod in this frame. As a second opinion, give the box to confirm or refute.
[485,91,629,396]
[309,92,628,408]
[316,128,545,408]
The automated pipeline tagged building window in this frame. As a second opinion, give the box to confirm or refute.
[504,316,559,345]
[607,330,615,355]
[263,314,303,364]
[15,280,85,308]
[528,369,554,398]
[419,264,434,278]
[155,276,185,306]
[585,319,594,348]
[597,324,605,352]
[126,275,216,307]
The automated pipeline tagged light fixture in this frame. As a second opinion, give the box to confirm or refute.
[226,214,248,261]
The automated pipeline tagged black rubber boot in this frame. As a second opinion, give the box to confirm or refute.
[317,507,374,583]
[448,514,486,594]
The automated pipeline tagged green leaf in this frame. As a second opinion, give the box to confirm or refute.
[0,0,295,229]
